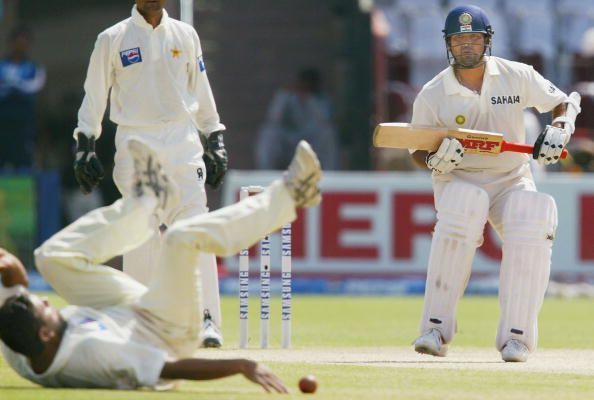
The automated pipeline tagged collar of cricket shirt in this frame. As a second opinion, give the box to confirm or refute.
[131,5,170,30]
[444,57,500,96]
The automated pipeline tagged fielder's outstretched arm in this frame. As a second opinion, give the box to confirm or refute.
[160,358,288,394]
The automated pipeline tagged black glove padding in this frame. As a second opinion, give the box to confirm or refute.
[73,132,105,194]
[202,130,228,189]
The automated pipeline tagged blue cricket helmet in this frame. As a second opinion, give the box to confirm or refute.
[442,5,494,39]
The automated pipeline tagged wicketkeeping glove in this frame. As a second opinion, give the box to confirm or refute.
[73,132,104,194]
[425,137,464,174]
[202,130,228,189]
[532,125,568,166]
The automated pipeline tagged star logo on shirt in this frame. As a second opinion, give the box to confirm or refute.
[171,48,182,58]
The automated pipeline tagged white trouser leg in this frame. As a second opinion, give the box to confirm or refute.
[137,180,296,350]
[34,198,153,308]
[420,181,489,343]
[172,204,222,328]
[115,121,207,286]
[123,207,222,328]
[497,191,557,352]
[122,229,160,286]
[197,252,221,325]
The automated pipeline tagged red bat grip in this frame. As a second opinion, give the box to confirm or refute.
[501,141,568,159]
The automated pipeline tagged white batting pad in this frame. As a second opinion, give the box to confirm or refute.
[420,182,489,343]
[497,191,557,352]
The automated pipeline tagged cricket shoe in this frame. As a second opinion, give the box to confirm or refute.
[283,140,322,208]
[500,339,529,362]
[128,138,180,220]
[200,309,223,348]
[414,328,448,357]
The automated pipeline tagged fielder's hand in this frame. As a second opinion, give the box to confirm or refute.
[241,360,288,394]
[202,130,228,189]
[425,137,464,174]
[73,132,104,194]
[532,125,569,165]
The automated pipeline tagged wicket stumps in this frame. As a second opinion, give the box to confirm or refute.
[239,186,292,349]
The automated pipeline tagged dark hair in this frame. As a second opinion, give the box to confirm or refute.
[0,295,44,357]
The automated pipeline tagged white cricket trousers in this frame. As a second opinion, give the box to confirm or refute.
[113,119,222,327]
[34,181,296,355]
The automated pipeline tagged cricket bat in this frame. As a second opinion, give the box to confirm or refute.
[373,123,569,159]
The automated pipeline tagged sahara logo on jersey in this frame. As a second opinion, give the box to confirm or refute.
[120,47,143,67]
[490,95,520,105]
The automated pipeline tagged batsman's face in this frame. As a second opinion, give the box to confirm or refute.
[450,33,486,68]
[136,0,166,13]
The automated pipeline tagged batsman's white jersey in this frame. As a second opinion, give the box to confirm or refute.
[412,57,567,182]
[0,181,297,389]
[73,6,224,326]
[411,56,567,356]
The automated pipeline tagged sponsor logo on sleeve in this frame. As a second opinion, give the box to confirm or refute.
[548,83,557,93]
[119,47,143,67]
[198,56,206,72]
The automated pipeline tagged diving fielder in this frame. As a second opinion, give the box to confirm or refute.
[72,0,226,346]
[0,138,321,391]
[409,5,581,362]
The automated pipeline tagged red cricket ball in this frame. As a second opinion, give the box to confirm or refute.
[299,375,318,394]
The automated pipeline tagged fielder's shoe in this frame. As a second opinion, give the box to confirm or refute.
[414,328,448,357]
[128,138,180,218]
[200,309,223,348]
[500,339,529,362]
[283,140,322,208]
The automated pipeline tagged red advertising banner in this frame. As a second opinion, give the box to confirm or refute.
[224,171,594,280]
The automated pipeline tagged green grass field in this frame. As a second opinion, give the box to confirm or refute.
[1,294,593,399]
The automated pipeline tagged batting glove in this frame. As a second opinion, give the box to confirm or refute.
[73,132,104,194]
[426,137,464,174]
[532,125,568,165]
[202,130,228,189]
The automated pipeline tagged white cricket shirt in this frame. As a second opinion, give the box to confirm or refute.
[411,57,567,182]
[75,6,225,139]
[1,305,171,389]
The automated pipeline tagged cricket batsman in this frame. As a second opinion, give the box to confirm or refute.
[0,139,321,391]
[72,0,227,346]
[409,4,581,362]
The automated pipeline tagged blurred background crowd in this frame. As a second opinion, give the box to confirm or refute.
[1,0,594,263]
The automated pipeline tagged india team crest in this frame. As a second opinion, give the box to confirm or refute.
[455,115,466,125]
[459,12,472,25]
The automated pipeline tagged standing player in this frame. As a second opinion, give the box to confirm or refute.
[409,5,581,362]
[72,0,227,347]
[0,138,321,391]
